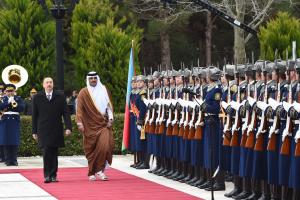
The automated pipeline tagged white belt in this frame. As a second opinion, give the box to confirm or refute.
[205,113,217,117]
[3,112,19,115]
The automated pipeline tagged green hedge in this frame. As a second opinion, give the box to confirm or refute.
[19,113,124,156]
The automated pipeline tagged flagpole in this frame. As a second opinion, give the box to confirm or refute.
[122,40,135,153]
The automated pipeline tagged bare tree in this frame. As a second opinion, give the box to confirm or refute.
[129,0,295,65]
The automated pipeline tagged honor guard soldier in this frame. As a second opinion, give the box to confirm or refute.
[148,71,161,173]
[266,60,288,200]
[0,83,6,162]
[135,75,150,169]
[129,76,138,167]
[288,58,300,200]
[279,59,297,200]
[220,64,235,184]
[199,66,222,190]
[0,84,25,166]
[252,61,275,200]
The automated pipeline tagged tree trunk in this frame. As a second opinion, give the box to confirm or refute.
[160,30,171,70]
[205,11,212,66]
[234,0,246,64]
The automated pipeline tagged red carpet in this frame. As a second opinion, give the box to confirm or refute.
[0,167,202,200]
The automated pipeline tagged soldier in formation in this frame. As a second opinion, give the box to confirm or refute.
[128,57,300,200]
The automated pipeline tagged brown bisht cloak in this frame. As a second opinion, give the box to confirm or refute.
[76,87,114,176]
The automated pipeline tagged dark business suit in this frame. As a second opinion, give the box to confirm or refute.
[32,90,72,179]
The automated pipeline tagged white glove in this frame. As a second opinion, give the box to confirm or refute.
[137,125,142,131]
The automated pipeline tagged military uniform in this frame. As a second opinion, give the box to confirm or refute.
[0,84,25,166]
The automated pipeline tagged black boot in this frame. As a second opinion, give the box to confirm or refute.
[246,179,262,200]
[198,179,212,189]
[270,184,281,200]
[258,181,271,200]
[151,157,161,173]
[179,163,193,183]
[159,158,170,176]
[130,152,138,168]
[192,167,206,186]
[154,157,165,175]
[281,186,293,200]
[206,170,225,191]
[165,159,176,178]
[292,189,300,200]
[172,161,183,180]
[136,152,150,169]
[224,176,242,198]
[232,178,252,199]
[187,166,199,185]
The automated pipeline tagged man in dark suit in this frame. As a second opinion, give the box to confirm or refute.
[32,77,72,183]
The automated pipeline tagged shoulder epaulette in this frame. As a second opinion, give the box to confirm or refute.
[140,89,147,95]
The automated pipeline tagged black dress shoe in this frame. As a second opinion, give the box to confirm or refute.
[130,163,138,168]
[187,176,198,185]
[164,170,174,177]
[246,193,262,200]
[173,173,185,181]
[134,162,143,168]
[157,168,168,176]
[192,178,206,187]
[232,191,252,199]
[153,167,164,175]
[136,163,150,169]
[168,170,180,179]
[224,188,242,198]
[44,177,51,183]
[205,183,226,191]
[181,174,193,183]
[151,166,160,174]
[257,194,271,200]
[6,162,18,166]
[51,177,58,182]
[198,181,212,189]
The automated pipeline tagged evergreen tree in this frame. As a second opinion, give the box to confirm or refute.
[71,0,142,112]
[0,0,55,96]
[259,12,300,60]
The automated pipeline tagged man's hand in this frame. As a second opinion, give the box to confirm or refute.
[107,119,113,128]
[32,134,38,141]
[65,129,72,137]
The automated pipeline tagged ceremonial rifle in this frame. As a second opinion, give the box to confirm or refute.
[280,52,293,155]
[155,69,163,134]
[194,81,204,140]
[254,61,269,151]
[166,70,174,136]
[171,74,179,136]
[183,73,192,139]
[240,62,251,147]
[245,59,258,148]
[178,71,188,137]
[222,64,232,146]
[158,74,166,134]
[187,71,197,140]
[267,52,281,151]
[230,64,241,147]
[144,73,151,133]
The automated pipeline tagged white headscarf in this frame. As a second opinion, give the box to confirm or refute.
[86,72,110,115]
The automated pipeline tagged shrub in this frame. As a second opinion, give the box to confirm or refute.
[19,113,124,156]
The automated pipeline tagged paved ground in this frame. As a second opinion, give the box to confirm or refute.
[0,155,233,200]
